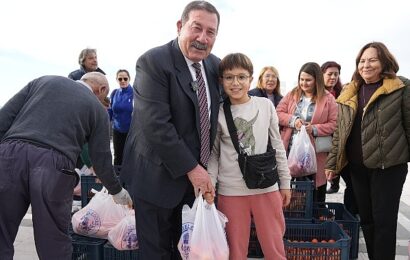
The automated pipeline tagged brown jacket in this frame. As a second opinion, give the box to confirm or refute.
[325,77,410,173]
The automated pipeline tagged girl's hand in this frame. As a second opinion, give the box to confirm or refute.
[280,189,292,207]
[304,122,313,134]
[295,119,304,130]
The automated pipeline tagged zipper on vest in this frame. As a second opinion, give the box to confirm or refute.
[376,106,384,169]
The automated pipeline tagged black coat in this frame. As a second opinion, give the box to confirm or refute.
[248,88,282,107]
[120,39,221,208]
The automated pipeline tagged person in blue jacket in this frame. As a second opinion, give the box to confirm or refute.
[108,69,133,166]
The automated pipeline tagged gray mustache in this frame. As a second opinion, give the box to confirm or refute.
[191,41,207,50]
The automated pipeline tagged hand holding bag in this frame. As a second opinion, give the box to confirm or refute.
[107,210,138,250]
[288,125,317,177]
[189,195,229,260]
[71,187,129,239]
[223,99,279,189]
[178,194,229,260]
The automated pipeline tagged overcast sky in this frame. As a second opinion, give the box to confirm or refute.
[1,0,409,106]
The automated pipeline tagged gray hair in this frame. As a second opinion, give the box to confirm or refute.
[78,48,97,66]
[181,1,220,29]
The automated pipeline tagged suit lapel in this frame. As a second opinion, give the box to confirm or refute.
[171,40,201,134]
[170,39,221,147]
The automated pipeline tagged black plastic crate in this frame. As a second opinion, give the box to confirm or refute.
[283,180,314,219]
[248,218,312,258]
[80,175,104,208]
[313,202,360,259]
[103,241,138,260]
[71,233,106,260]
[284,221,350,260]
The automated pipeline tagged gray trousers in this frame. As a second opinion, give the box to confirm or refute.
[0,140,76,260]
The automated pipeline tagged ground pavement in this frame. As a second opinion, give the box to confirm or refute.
[13,171,410,260]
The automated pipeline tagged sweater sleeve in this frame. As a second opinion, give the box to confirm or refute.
[87,106,122,195]
[207,114,222,187]
[276,92,297,128]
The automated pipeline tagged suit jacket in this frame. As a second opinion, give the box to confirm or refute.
[276,90,338,187]
[121,39,221,208]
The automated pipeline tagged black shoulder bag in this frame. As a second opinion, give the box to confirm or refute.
[223,99,279,189]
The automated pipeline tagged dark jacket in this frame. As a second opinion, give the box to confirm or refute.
[325,76,410,173]
[248,88,283,107]
[68,66,106,80]
[0,76,121,194]
[120,39,221,208]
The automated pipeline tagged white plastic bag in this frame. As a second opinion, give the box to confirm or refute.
[71,188,129,239]
[178,195,201,260]
[178,194,229,260]
[288,125,317,177]
[107,210,138,250]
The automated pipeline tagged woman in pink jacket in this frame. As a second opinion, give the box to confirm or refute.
[276,62,338,202]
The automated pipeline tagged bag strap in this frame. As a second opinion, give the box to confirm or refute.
[223,98,241,154]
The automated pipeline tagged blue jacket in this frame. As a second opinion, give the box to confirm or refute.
[108,85,133,133]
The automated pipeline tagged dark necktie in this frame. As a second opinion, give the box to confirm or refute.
[192,62,210,167]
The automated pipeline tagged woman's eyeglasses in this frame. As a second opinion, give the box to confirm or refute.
[118,77,129,82]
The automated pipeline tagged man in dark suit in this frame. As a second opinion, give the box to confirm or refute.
[120,1,221,259]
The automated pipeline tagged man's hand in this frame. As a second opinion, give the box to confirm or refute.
[112,188,133,208]
[280,189,292,207]
[187,164,215,197]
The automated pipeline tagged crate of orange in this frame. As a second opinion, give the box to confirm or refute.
[313,202,359,259]
[283,180,314,219]
[284,221,350,260]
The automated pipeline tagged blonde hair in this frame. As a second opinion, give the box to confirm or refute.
[256,66,281,95]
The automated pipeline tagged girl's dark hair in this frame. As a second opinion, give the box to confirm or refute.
[352,42,399,86]
[321,61,342,97]
[291,62,325,102]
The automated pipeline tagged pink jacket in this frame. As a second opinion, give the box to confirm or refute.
[276,90,338,187]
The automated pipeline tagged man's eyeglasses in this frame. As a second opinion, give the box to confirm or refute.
[118,77,129,82]
[222,74,250,84]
